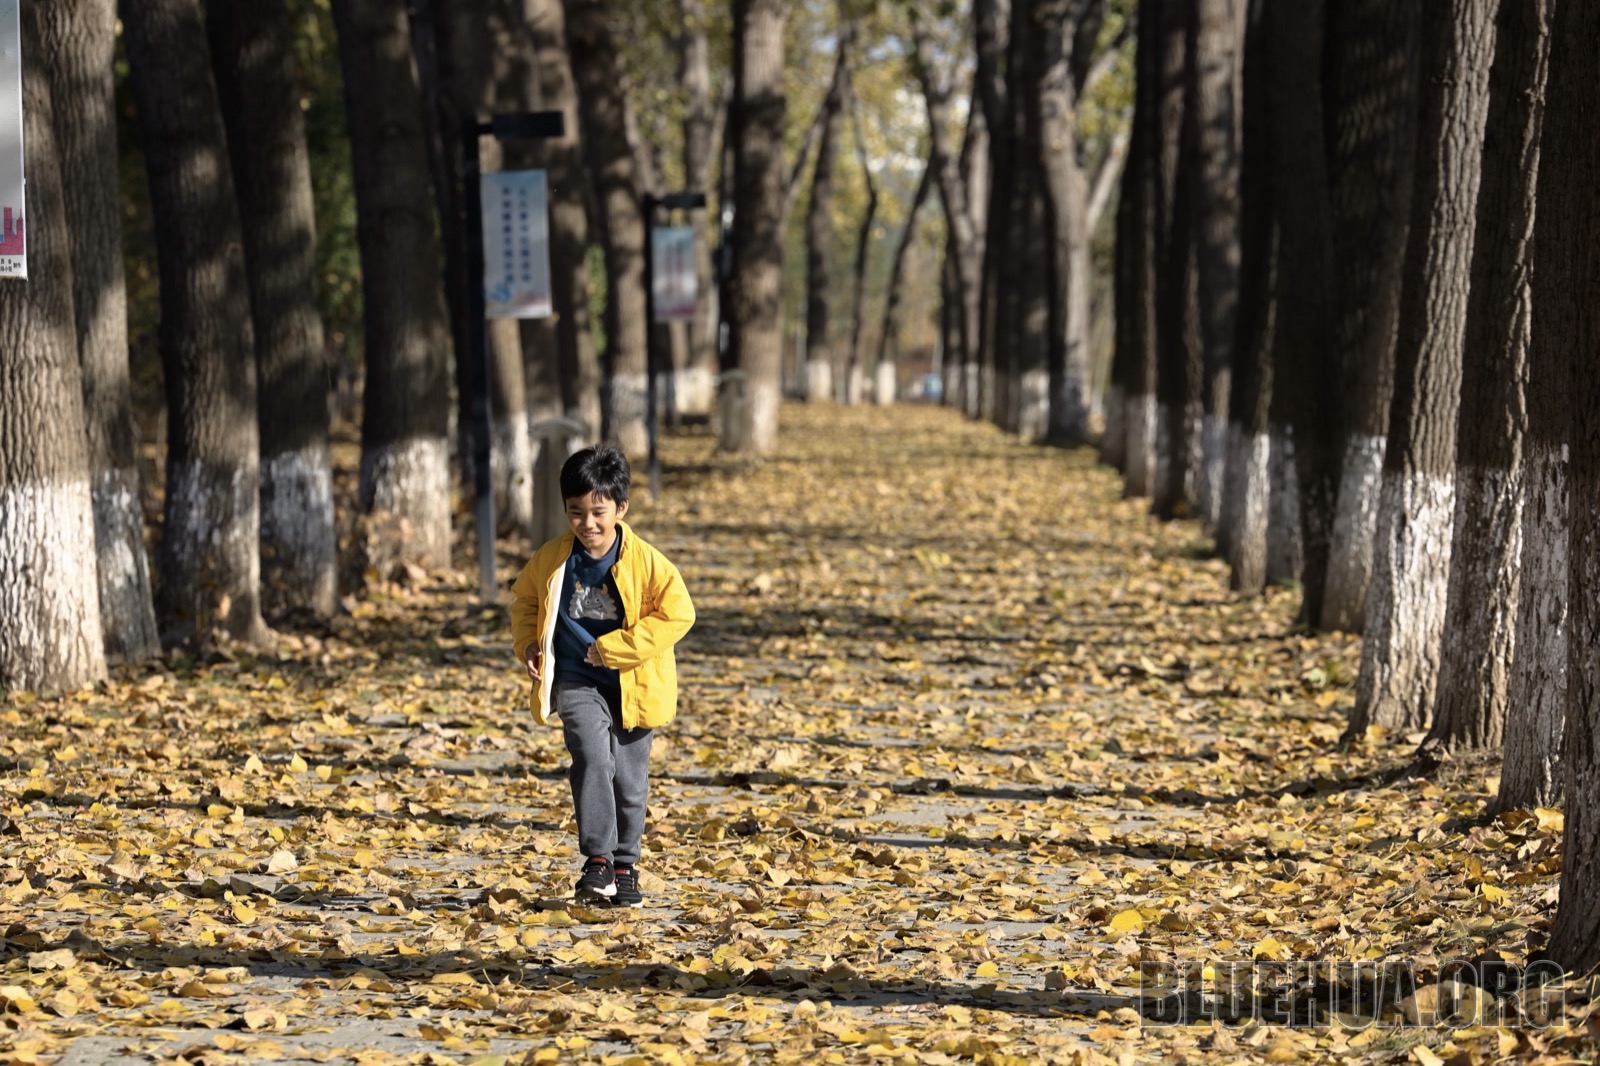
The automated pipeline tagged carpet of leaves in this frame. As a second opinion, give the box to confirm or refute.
[0,405,1591,1065]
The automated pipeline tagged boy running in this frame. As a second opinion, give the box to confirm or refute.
[510,446,695,907]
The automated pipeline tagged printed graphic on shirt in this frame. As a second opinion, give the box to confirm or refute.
[570,580,619,623]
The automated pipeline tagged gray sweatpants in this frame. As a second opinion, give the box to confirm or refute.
[555,681,654,866]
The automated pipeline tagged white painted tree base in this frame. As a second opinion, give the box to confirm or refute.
[260,443,337,617]
[492,417,535,534]
[164,459,267,643]
[92,466,160,661]
[0,477,106,689]
[1019,369,1050,442]
[804,360,833,404]
[361,437,451,569]
[674,366,716,418]
[610,371,650,461]
[1354,469,1456,734]
[1322,434,1386,632]
[1199,414,1226,531]
[874,362,896,406]
[1227,432,1271,593]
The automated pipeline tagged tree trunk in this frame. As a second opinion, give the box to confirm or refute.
[333,0,454,570]
[803,23,850,404]
[844,69,877,404]
[496,0,568,535]
[1122,0,1161,499]
[679,0,719,418]
[125,0,269,646]
[913,16,983,421]
[1189,0,1240,531]
[1223,0,1273,595]
[565,0,649,460]
[1151,0,1197,519]
[434,0,533,534]
[876,163,931,376]
[1010,0,1051,442]
[1037,0,1093,443]
[1547,0,1600,975]
[1498,1,1569,814]
[1351,0,1496,739]
[1424,0,1544,758]
[722,0,787,455]
[36,0,158,662]
[1262,0,1335,619]
[1320,0,1421,634]
[0,19,106,690]
[522,0,601,441]
[971,0,1007,422]
[208,0,338,620]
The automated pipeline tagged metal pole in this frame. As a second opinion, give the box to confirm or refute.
[643,194,661,499]
[463,119,496,605]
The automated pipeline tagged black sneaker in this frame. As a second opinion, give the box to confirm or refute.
[574,857,615,904]
[611,866,643,909]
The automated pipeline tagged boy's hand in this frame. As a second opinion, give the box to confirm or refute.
[584,642,605,667]
[524,652,541,681]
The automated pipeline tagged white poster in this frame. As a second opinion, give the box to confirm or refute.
[652,226,696,322]
[482,170,550,318]
[0,0,23,280]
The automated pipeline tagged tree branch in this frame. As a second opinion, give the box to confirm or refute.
[1086,111,1132,233]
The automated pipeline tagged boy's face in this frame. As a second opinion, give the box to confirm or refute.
[565,491,628,557]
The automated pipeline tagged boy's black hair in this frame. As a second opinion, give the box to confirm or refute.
[560,445,631,505]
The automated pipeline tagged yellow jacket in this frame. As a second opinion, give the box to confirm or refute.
[510,521,695,730]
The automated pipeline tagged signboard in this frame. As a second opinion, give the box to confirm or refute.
[651,226,696,322]
[482,169,550,318]
[0,0,23,279]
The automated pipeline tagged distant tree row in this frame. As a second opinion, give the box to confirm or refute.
[0,0,944,689]
[1085,0,1599,974]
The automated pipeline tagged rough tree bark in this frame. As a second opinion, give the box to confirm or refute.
[803,22,850,404]
[844,67,878,404]
[969,0,1007,420]
[1263,0,1336,618]
[1320,0,1421,633]
[1121,0,1161,499]
[333,0,454,569]
[36,0,158,662]
[1222,0,1273,595]
[434,0,533,534]
[1007,0,1052,441]
[1424,0,1545,758]
[913,15,983,423]
[678,0,719,417]
[1188,0,1240,531]
[1547,0,1600,976]
[722,0,787,454]
[124,0,270,646]
[523,0,601,440]
[565,1,649,461]
[209,0,338,620]
[1350,0,1496,739]
[1498,0,1567,813]
[1151,0,1198,520]
[876,163,932,384]
[0,20,106,690]
[1037,0,1093,443]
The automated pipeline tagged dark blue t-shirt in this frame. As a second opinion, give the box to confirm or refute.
[553,533,624,692]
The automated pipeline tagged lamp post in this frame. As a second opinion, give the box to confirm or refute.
[641,190,707,499]
[461,110,565,605]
